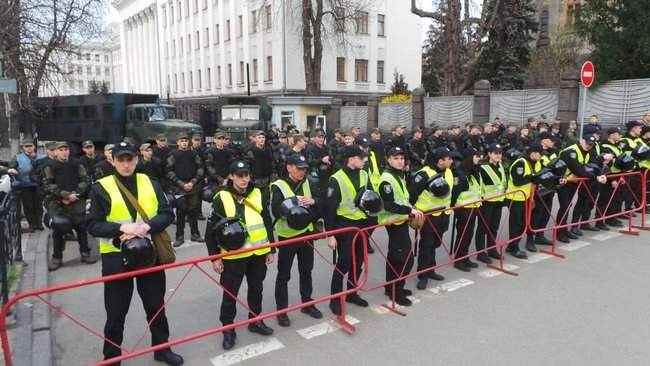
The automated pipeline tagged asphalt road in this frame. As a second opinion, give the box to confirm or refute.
[48,203,650,366]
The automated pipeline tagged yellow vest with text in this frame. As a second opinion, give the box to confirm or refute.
[271,179,314,238]
[414,166,454,215]
[602,143,622,173]
[562,144,590,177]
[98,174,158,254]
[481,163,507,202]
[332,169,368,221]
[506,158,532,201]
[218,188,270,260]
[378,171,411,225]
[634,138,650,169]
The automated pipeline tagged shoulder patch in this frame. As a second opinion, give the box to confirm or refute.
[414,174,424,184]
[383,184,393,194]
[569,152,577,159]
[516,166,524,174]
[327,187,334,198]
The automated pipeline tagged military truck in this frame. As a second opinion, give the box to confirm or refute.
[35,93,202,148]
[215,96,271,146]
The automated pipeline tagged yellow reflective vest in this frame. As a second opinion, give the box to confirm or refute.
[331,169,368,221]
[480,163,507,202]
[377,171,411,225]
[97,174,158,254]
[506,157,532,201]
[271,178,314,238]
[414,166,454,215]
[218,188,270,260]
[368,150,382,191]
[456,174,482,208]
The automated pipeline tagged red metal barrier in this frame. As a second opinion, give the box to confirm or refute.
[526,171,646,258]
[632,169,650,231]
[359,190,529,316]
[0,227,368,366]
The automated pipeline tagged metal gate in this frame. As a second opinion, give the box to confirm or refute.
[489,89,559,125]
[424,96,474,127]
[578,78,650,127]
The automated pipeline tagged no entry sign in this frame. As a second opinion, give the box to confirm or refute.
[581,61,595,88]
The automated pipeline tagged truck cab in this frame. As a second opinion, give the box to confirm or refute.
[125,103,202,144]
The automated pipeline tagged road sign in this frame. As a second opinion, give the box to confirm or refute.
[581,61,595,88]
[0,79,17,94]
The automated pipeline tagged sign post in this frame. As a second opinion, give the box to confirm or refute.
[579,61,595,140]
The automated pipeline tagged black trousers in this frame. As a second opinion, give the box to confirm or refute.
[385,223,414,293]
[275,235,314,310]
[532,190,555,237]
[453,208,477,260]
[557,184,578,235]
[598,180,622,219]
[417,214,449,280]
[475,202,503,253]
[102,253,170,360]
[622,174,641,210]
[507,200,526,250]
[176,191,200,239]
[579,181,600,223]
[18,187,43,228]
[49,201,89,259]
[330,229,364,297]
[220,254,267,325]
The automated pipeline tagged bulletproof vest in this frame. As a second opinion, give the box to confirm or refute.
[172,149,197,181]
[52,159,81,192]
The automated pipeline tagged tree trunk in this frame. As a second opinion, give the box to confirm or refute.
[444,0,462,96]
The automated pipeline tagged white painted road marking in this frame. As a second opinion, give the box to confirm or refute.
[295,315,360,340]
[210,337,285,366]
[559,240,591,251]
[591,232,622,242]
[522,253,553,264]
[426,278,474,295]
[370,304,391,314]
[477,264,520,278]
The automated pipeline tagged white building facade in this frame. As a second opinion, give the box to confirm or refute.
[40,41,123,97]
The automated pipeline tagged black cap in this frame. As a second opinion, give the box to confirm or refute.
[527,143,543,154]
[286,154,309,168]
[607,127,622,135]
[176,132,189,140]
[82,140,94,148]
[486,143,504,153]
[53,141,69,149]
[431,147,452,161]
[583,134,598,145]
[387,146,406,157]
[45,141,58,150]
[340,145,366,160]
[229,160,251,174]
[461,146,479,159]
[626,120,643,130]
[582,124,601,135]
[356,137,370,147]
[112,142,137,158]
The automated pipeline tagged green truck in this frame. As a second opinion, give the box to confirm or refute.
[35,93,202,148]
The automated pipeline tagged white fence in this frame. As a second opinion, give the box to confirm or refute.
[378,103,412,131]
[340,106,368,132]
[424,96,474,127]
[578,78,650,126]
[489,89,559,125]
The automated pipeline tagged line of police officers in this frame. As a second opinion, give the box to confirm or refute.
[7,114,650,363]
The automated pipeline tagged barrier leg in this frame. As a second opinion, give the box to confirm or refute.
[539,228,565,259]
[336,295,356,333]
[380,285,407,317]
[619,214,640,236]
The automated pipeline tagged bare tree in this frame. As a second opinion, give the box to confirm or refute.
[0,0,103,110]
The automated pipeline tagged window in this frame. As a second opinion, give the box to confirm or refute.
[225,19,231,40]
[253,58,258,83]
[85,53,90,61]
[237,15,243,37]
[227,64,232,85]
[179,38,184,56]
[266,56,273,81]
[250,10,257,33]
[165,41,169,58]
[78,80,84,89]
[105,67,110,76]
[77,65,82,75]
[197,69,202,89]
[181,72,185,91]
[95,54,100,62]
[202,0,207,10]
[174,73,178,92]
[193,0,198,13]
[355,11,369,34]
[355,59,368,82]
[195,30,200,49]
[86,66,92,74]
[265,5,272,30]
[189,71,193,90]
[377,14,385,36]
[104,55,109,63]
[334,7,345,32]
[214,24,220,44]
[177,1,181,20]
[217,65,221,87]
[170,3,174,24]
[162,6,167,27]
[106,82,110,90]
[204,27,209,47]
[336,57,346,81]
[172,40,176,57]
[377,60,385,83]
[207,67,212,89]
[187,34,191,53]
[239,61,244,84]
[185,0,189,17]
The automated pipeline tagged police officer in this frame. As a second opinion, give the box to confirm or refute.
[378,147,422,306]
[505,144,543,258]
[87,142,183,366]
[305,129,332,193]
[619,120,646,212]
[407,127,428,172]
[11,139,45,233]
[556,135,607,243]
[153,133,172,163]
[386,125,407,152]
[190,133,208,221]
[167,132,205,246]
[271,154,323,327]
[43,142,96,270]
[94,144,116,180]
[79,140,104,181]
[246,130,275,202]
[598,127,626,229]
[475,143,507,264]
[324,145,372,315]
[136,143,164,181]
[530,133,562,244]
[452,147,483,271]
[410,147,453,290]
[206,160,275,351]
[204,131,233,186]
